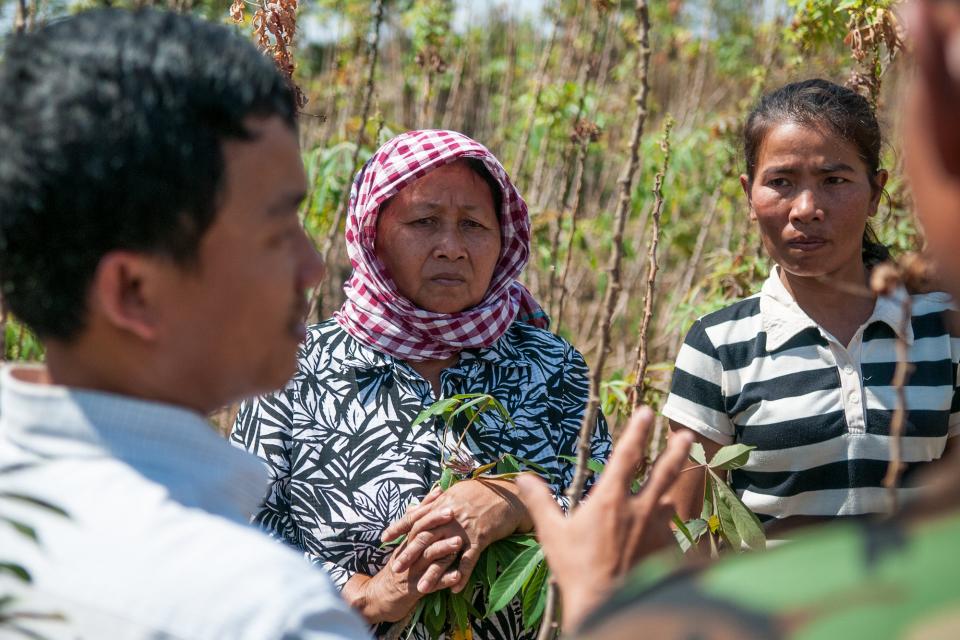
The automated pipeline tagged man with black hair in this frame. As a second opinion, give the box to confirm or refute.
[0,9,377,638]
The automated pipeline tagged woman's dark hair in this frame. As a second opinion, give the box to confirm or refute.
[0,8,297,341]
[743,78,890,267]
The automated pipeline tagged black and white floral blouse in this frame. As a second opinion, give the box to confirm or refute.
[232,319,611,639]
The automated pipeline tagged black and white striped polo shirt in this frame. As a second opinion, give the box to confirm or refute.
[662,268,960,522]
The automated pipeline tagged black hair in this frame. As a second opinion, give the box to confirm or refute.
[743,78,891,267]
[0,8,297,341]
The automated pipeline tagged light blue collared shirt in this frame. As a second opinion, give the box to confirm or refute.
[0,364,369,639]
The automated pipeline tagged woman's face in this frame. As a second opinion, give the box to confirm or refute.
[375,160,501,313]
[741,122,887,281]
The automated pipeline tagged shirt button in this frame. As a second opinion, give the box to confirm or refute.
[844,365,854,374]
[850,393,860,404]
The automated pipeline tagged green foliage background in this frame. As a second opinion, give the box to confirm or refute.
[0,0,917,430]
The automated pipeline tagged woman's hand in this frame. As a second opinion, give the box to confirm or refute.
[380,477,534,593]
[343,503,464,623]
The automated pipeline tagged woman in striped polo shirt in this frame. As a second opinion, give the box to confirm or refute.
[664,79,960,537]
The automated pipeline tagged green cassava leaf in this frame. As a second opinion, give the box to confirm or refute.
[380,533,406,548]
[449,395,493,422]
[701,473,715,521]
[481,547,498,591]
[495,454,521,475]
[708,444,756,471]
[673,513,693,543]
[489,396,517,428]
[507,534,539,548]
[686,518,708,541]
[715,481,742,551]
[488,545,544,614]
[672,514,693,551]
[439,466,456,491]
[558,454,605,475]
[449,590,469,633]
[470,459,502,478]
[481,472,521,480]
[404,601,426,640]
[713,473,766,550]
[411,397,461,429]
[689,442,707,465]
[521,561,549,630]
[423,591,446,637]
[674,518,709,553]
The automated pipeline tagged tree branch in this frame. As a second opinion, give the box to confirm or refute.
[629,116,673,413]
[538,2,653,638]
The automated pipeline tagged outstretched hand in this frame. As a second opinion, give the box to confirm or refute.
[515,407,693,632]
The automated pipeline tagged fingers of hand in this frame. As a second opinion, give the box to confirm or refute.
[451,548,481,593]
[421,535,465,563]
[621,499,677,571]
[597,406,655,493]
[615,432,693,570]
[638,429,693,505]
[392,524,458,571]
[380,487,452,542]
[515,474,564,545]
[382,500,454,544]
[415,559,461,594]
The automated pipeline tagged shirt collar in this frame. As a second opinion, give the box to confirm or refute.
[760,267,913,351]
[338,325,531,372]
[0,364,268,524]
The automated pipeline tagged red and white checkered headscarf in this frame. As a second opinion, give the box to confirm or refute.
[334,129,548,362]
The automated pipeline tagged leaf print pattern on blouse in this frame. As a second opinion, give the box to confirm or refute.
[232,319,611,640]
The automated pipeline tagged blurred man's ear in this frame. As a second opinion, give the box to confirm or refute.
[90,251,164,342]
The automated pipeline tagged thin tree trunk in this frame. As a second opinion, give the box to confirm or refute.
[629,118,674,416]
[440,43,467,130]
[553,138,590,333]
[539,3,654,639]
[310,0,385,321]
[511,23,557,179]
[883,289,913,514]
[491,20,517,152]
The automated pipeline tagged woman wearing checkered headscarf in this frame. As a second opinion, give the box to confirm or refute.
[334,129,548,362]
[233,130,610,639]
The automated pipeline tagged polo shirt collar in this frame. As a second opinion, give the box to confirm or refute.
[0,364,268,523]
[759,266,913,351]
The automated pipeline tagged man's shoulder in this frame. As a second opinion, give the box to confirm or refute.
[1,456,366,639]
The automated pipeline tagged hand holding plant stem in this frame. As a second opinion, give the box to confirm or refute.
[383,477,534,595]
[343,498,463,624]
[516,407,694,632]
